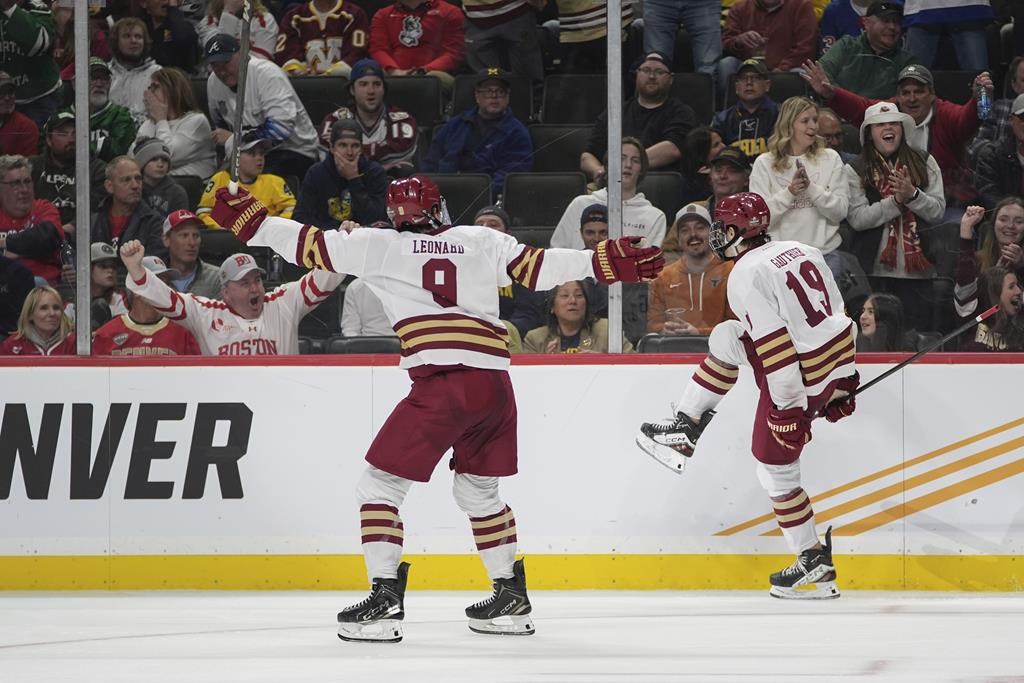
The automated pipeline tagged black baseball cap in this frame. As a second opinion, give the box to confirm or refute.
[580,203,608,226]
[476,67,512,89]
[710,147,751,171]
[737,59,769,77]
[205,33,239,64]
[866,1,903,19]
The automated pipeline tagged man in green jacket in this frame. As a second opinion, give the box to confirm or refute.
[63,58,138,163]
[817,1,918,100]
[0,0,61,128]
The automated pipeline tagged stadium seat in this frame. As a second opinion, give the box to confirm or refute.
[541,74,607,124]
[502,172,587,227]
[669,72,715,125]
[422,173,493,224]
[290,75,348,130]
[327,335,402,354]
[452,73,532,123]
[385,76,445,129]
[931,70,975,105]
[199,228,247,264]
[298,336,326,354]
[638,172,684,227]
[509,225,555,248]
[175,175,205,212]
[724,72,807,108]
[636,333,710,353]
[298,287,343,340]
[190,76,209,119]
[529,124,590,173]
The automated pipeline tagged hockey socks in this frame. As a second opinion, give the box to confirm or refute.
[677,356,738,418]
[771,488,817,553]
[361,503,404,581]
[470,505,517,580]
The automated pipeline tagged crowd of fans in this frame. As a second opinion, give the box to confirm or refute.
[0,0,1022,356]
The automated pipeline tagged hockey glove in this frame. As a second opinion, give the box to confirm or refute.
[591,237,665,284]
[767,406,812,450]
[211,187,268,242]
[823,372,860,423]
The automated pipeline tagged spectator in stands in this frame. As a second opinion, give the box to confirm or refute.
[136,67,217,180]
[804,61,992,222]
[0,72,39,157]
[555,137,667,249]
[207,33,321,180]
[819,0,873,55]
[369,0,464,91]
[91,156,166,258]
[197,132,296,228]
[30,110,107,233]
[581,52,695,185]
[341,276,394,337]
[856,292,913,351]
[51,0,110,72]
[0,155,64,285]
[955,200,1024,321]
[277,0,368,77]
[750,96,848,272]
[719,0,817,92]
[713,59,778,159]
[960,265,1023,351]
[974,94,1024,211]
[0,0,62,128]
[0,253,33,338]
[818,1,916,100]
[161,209,222,298]
[319,58,418,176]
[199,0,279,62]
[969,57,1024,166]
[133,137,189,215]
[554,0,635,75]
[463,0,544,84]
[679,125,726,205]
[903,0,992,71]
[93,254,201,356]
[80,242,129,331]
[79,58,138,162]
[523,280,634,353]
[137,0,199,73]
[108,18,163,127]
[0,285,76,356]
[295,119,389,228]
[647,203,733,336]
[641,0,721,75]
[817,107,854,162]
[704,146,752,215]
[423,68,532,198]
[845,102,945,332]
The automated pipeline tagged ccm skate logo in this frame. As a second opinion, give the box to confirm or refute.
[719,416,1024,537]
[0,403,252,500]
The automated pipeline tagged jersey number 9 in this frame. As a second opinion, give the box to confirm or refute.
[423,258,457,308]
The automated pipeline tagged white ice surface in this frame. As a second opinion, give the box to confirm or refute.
[1,591,1022,683]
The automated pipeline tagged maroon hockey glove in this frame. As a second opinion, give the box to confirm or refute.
[767,406,812,450]
[591,237,665,284]
[823,372,860,423]
[211,187,268,242]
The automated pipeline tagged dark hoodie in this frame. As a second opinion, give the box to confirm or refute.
[713,96,779,159]
[30,147,108,226]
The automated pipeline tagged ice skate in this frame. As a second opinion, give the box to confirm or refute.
[466,558,535,636]
[769,527,840,600]
[337,561,410,643]
[636,409,716,474]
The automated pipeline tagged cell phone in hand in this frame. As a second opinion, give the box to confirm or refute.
[795,158,808,180]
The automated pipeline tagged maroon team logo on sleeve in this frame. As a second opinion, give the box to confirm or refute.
[212,318,225,331]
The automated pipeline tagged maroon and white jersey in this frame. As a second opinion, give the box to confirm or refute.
[126,267,345,356]
[319,105,418,169]
[92,315,201,356]
[729,240,855,410]
[276,0,369,74]
[250,217,597,370]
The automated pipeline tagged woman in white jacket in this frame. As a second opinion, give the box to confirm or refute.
[750,96,848,273]
[135,67,217,180]
[551,137,667,250]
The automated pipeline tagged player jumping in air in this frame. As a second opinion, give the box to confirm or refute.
[210,176,664,641]
[636,192,858,600]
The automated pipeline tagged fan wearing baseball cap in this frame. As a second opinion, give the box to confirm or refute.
[120,236,345,355]
[161,209,221,298]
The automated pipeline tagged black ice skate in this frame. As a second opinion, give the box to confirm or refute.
[769,527,840,600]
[466,558,535,636]
[337,561,410,643]
[636,409,716,474]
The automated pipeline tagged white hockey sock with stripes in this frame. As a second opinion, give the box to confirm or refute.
[470,505,517,581]
[361,503,404,581]
[771,488,819,554]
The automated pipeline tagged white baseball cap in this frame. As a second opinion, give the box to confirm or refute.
[142,255,181,280]
[674,203,712,226]
[1011,94,1024,117]
[219,253,265,285]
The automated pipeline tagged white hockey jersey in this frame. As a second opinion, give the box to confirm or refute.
[728,240,856,409]
[126,268,345,355]
[250,217,598,369]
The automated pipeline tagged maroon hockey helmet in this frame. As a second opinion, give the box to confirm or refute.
[710,192,771,259]
[386,175,450,231]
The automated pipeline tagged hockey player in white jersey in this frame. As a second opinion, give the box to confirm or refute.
[636,192,858,600]
[210,175,664,641]
[119,243,345,355]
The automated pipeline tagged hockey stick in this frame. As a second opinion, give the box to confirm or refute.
[228,0,253,193]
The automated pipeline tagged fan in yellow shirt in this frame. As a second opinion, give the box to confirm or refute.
[196,135,296,229]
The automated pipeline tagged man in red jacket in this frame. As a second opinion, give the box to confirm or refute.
[368,0,464,91]
[803,60,993,222]
[0,72,39,157]
[0,154,64,285]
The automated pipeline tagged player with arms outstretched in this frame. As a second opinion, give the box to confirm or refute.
[636,192,858,600]
[210,175,664,641]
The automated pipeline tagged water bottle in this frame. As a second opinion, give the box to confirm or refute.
[269,253,284,282]
[60,240,75,268]
[977,84,992,121]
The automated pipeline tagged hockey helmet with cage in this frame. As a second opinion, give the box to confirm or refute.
[710,192,771,259]
[386,175,451,232]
